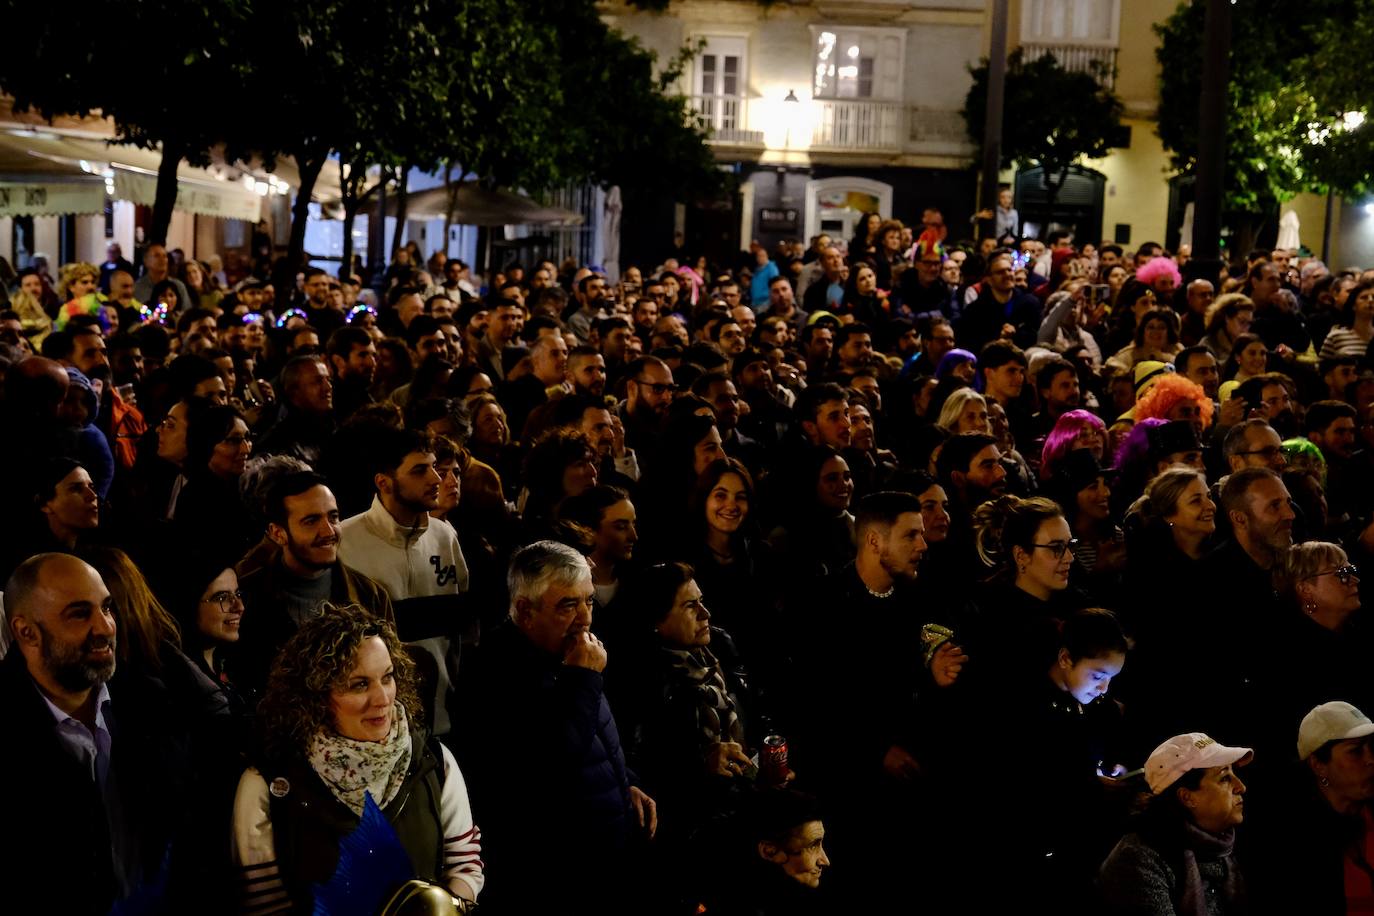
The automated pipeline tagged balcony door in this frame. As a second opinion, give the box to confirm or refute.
[693,37,748,136]
[1020,0,1119,45]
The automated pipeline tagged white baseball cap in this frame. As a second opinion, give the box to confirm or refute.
[1298,702,1374,760]
[1145,733,1254,795]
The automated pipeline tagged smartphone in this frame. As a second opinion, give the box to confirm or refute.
[1093,284,1110,303]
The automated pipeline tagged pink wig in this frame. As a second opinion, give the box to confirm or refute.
[1133,373,1214,429]
[1136,256,1182,290]
[1040,409,1109,480]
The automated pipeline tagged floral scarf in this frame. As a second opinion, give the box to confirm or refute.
[307,703,412,816]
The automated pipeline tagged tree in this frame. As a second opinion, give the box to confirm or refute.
[1154,0,1374,246]
[2,0,717,274]
[0,0,254,245]
[963,50,1123,237]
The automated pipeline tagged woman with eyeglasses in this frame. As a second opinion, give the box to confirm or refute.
[1273,543,1373,724]
[166,554,250,713]
[917,496,1091,905]
[173,403,258,561]
[930,497,1086,710]
[1200,293,1256,366]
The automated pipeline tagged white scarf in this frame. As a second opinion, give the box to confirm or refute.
[307,704,413,816]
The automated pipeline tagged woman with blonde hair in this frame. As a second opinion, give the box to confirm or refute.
[57,261,100,302]
[1273,542,1372,719]
[936,387,992,435]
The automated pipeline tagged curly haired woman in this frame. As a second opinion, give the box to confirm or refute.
[231,606,482,913]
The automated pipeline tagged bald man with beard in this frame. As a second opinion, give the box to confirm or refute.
[2,553,204,914]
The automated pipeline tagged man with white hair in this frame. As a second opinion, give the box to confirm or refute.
[459,540,657,913]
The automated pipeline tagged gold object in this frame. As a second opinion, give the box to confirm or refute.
[377,879,469,916]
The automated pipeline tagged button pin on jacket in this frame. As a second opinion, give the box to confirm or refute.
[270,777,291,798]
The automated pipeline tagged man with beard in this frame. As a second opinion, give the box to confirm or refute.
[567,273,610,344]
[793,492,929,907]
[617,355,676,460]
[339,427,469,736]
[325,326,378,422]
[1022,357,1082,453]
[2,553,193,914]
[521,345,609,442]
[233,472,394,697]
[693,370,764,478]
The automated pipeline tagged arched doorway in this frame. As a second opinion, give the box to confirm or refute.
[1013,165,1105,243]
[805,176,894,245]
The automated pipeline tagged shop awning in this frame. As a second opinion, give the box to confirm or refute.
[0,180,106,217]
[383,182,583,226]
[0,128,265,220]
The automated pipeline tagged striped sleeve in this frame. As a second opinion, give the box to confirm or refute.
[438,743,485,901]
[231,768,292,915]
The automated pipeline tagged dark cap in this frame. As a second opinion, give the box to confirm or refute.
[1147,419,1202,459]
[1053,448,1115,495]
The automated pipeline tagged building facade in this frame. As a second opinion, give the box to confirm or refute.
[606,0,1341,265]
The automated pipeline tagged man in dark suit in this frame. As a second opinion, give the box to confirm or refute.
[2,553,195,914]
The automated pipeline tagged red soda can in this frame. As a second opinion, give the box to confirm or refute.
[760,734,789,786]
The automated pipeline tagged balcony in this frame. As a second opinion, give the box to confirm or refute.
[1019,42,1118,89]
[688,94,764,146]
[811,99,904,152]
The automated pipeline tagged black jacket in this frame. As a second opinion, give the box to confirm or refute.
[456,621,637,912]
[0,650,199,915]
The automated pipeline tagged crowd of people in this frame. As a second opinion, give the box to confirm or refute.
[3,209,1374,915]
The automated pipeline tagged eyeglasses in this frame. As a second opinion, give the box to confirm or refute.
[221,434,254,448]
[1032,539,1079,559]
[633,378,679,395]
[201,589,244,611]
[1234,445,1283,460]
[1310,564,1360,585]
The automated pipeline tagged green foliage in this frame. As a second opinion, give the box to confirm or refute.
[963,49,1124,197]
[0,0,716,261]
[1155,0,1374,212]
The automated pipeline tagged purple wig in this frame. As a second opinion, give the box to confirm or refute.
[1112,417,1167,506]
[936,349,977,380]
